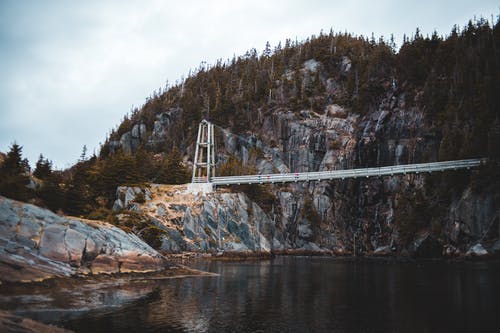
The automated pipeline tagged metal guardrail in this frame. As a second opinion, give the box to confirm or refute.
[192,158,486,186]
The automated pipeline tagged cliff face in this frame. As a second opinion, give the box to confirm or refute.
[114,185,277,253]
[108,63,499,257]
[114,175,499,257]
[0,196,168,283]
[108,72,498,257]
[226,90,498,256]
[105,22,499,257]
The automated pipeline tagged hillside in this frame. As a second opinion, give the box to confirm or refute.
[1,18,499,256]
[104,19,499,162]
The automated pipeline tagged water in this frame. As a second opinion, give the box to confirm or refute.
[3,257,500,332]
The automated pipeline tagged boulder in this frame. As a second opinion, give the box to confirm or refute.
[113,186,151,211]
[466,243,489,256]
[298,224,313,240]
[374,245,391,255]
[409,233,443,258]
[0,196,169,283]
[443,244,460,257]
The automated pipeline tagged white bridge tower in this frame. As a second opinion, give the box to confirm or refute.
[192,119,216,183]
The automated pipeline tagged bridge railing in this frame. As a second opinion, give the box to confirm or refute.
[195,158,486,186]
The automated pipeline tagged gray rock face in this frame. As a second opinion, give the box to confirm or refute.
[150,109,181,143]
[118,86,495,257]
[113,186,152,211]
[112,58,498,257]
[182,192,274,252]
[125,185,284,253]
[120,123,147,155]
[449,188,498,240]
[114,108,182,155]
[340,56,352,73]
[122,184,343,254]
[0,196,168,283]
[209,82,498,256]
[303,59,320,72]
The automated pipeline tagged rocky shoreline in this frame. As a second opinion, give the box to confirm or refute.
[110,183,500,259]
[1,190,497,285]
[0,195,172,284]
[0,186,497,332]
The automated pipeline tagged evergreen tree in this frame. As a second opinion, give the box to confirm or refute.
[0,143,31,201]
[91,152,146,204]
[64,161,94,216]
[156,148,190,184]
[263,41,272,57]
[37,171,65,213]
[34,154,52,179]
[80,145,87,162]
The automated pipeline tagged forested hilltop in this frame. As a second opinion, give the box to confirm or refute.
[1,18,499,256]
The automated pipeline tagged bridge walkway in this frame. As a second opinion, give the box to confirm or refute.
[192,158,486,186]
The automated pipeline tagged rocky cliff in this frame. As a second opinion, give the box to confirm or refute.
[102,23,499,257]
[113,178,499,258]
[113,185,276,254]
[107,65,499,257]
[107,69,499,257]
[0,196,169,283]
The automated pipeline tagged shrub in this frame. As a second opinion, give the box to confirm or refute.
[87,207,117,224]
[141,226,166,249]
[329,140,342,150]
[134,192,146,204]
[302,198,321,228]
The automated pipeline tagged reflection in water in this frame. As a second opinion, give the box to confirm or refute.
[3,257,500,332]
[0,278,161,324]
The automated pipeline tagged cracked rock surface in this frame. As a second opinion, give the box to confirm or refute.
[0,196,168,283]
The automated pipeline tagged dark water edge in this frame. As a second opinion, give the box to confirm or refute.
[2,256,500,333]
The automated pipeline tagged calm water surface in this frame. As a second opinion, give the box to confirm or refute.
[7,257,500,332]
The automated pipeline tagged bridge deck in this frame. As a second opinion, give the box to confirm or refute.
[192,158,486,185]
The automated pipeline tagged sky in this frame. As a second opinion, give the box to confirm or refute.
[1,0,498,169]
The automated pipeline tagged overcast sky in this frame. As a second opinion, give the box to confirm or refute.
[1,0,498,169]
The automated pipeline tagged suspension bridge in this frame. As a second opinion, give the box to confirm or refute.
[188,120,486,192]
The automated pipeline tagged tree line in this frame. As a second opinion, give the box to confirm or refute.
[0,143,189,217]
[103,17,499,162]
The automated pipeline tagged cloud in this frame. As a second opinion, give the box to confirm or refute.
[1,0,498,168]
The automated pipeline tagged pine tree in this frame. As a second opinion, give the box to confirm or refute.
[38,171,65,213]
[0,143,32,201]
[34,154,52,179]
[156,148,190,184]
[80,145,87,162]
[64,161,94,216]
[263,41,272,57]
